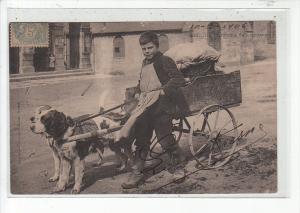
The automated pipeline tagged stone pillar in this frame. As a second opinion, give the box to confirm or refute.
[52,23,66,71]
[19,47,35,74]
[63,24,70,69]
[220,22,241,66]
[79,23,92,69]
[240,21,254,65]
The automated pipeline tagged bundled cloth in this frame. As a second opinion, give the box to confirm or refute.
[165,42,223,77]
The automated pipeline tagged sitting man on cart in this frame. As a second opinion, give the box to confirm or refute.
[119,31,187,189]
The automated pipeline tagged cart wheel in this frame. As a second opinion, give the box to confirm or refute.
[188,104,238,168]
[172,118,183,143]
[149,118,182,154]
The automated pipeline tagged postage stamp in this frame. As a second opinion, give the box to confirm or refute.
[10,23,49,47]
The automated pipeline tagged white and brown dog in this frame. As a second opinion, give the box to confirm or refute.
[30,105,133,194]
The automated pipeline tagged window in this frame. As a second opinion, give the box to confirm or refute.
[158,34,169,53]
[114,47,120,53]
[207,22,221,51]
[267,21,276,44]
[113,36,125,58]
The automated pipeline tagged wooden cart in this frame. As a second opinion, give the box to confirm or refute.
[172,70,242,168]
[68,70,242,169]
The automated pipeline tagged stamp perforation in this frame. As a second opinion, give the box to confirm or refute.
[9,23,49,48]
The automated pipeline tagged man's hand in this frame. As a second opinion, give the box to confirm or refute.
[160,89,165,96]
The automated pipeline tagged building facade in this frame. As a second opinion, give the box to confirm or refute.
[9,23,92,75]
[91,21,276,76]
[91,22,192,75]
[9,21,276,77]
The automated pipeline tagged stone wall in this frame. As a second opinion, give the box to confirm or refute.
[93,32,189,75]
[191,21,255,66]
[253,21,276,60]
[92,21,276,77]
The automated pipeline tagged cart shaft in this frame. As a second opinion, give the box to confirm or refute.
[67,126,123,143]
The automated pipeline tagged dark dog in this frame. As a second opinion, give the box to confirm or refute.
[30,105,133,194]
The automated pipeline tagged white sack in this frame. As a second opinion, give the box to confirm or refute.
[165,42,221,66]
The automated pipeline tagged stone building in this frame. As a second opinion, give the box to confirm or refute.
[91,22,191,75]
[91,21,276,76]
[9,23,92,75]
[9,21,276,77]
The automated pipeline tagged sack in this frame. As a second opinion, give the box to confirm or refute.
[165,42,221,71]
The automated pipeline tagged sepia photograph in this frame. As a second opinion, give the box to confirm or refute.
[9,21,277,195]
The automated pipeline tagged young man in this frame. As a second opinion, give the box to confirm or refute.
[121,31,187,189]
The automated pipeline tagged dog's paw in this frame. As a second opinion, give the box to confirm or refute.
[52,182,67,193]
[48,175,59,182]
[71,185,81,194]
[71,188,80,194]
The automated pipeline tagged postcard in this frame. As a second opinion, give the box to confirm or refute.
[9,20,278,195]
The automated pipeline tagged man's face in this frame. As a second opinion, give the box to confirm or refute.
[141,42,159,60]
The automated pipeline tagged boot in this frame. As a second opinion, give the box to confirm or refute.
[121,146,148,189]
[121,168,145,189]
[167,145,187,182]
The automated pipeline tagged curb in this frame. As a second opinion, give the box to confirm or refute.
[10,70,94,82]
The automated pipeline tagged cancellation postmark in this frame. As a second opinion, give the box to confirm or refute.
[10,23,49,47]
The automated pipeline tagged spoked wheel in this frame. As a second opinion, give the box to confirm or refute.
[148,118,183,156]
[172,118,183,143]
[188,104,238,168]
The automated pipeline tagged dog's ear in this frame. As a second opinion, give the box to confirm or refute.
[42,110,68,138]
[66,116,75,127]
[52,111,68,137]
[41,111,54,129]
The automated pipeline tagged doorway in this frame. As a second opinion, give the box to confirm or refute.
[33,47,50,72]
[69,23,80,69]
[9,47,20,74]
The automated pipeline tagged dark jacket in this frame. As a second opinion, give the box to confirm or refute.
[137,51,186,115]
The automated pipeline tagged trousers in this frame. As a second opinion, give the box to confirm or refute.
[131,101,178,170]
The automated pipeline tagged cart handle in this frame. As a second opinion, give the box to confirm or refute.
[77,86,166,124]
[66,126,123,143]
[77,101,135,123]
